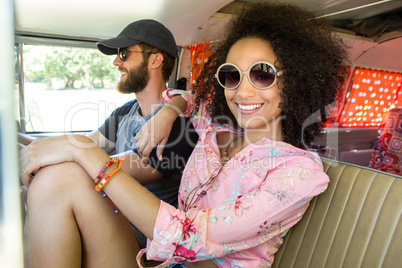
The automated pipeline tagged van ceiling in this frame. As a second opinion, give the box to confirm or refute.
[14,0,402,45]
[13,0,402,70]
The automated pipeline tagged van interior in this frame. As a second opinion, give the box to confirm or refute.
[1,0,402,267]
[12,0,402,167]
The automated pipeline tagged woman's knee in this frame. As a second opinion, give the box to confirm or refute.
[27,162,91,204]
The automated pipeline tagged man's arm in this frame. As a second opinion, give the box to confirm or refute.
[135,95,188,159]
[18,130,114,152]
[113,151,163,185]
[116,112,198,187]
[86,129,116,155]
[19,130,160,185]
[88,130,163,185]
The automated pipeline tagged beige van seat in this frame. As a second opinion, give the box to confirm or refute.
[273,158,401,267]
[21,158,401,266]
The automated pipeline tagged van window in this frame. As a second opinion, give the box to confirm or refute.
[338,67,402,127]
[15,43,133,133]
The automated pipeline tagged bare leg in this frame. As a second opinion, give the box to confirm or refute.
[25,162,140,268]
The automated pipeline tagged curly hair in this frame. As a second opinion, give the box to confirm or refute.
[193,2,348,148]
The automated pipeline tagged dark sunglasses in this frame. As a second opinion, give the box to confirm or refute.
[117,47,155,62]
[215,61,283,90]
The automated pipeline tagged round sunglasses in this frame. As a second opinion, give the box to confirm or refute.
[117,47,155,62]
[215,61,283,90]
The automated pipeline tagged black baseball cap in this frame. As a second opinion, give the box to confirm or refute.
[97,19,177,58]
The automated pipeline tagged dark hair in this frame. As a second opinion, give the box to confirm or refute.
[193,2,348,148]
[138,43,176,82]
[176,77,188,90]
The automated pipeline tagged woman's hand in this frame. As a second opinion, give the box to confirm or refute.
[136,95,189,161]
[19,134,97,186]
[135,105,179,161]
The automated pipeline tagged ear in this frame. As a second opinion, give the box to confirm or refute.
[150,53,164,69]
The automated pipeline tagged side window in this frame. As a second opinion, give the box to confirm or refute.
[338,67,402,127]
[16,43,133,133]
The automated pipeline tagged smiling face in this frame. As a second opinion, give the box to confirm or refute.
[113,44,150,94]
[224,37,283,139]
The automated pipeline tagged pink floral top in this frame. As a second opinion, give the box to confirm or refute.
[137,89,329,267]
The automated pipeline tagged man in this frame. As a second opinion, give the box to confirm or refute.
[19,19,198,249]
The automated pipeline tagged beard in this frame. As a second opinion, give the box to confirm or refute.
[117,61,149,94]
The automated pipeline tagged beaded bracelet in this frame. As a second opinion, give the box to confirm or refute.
[94,157,122,214]
[101,191,119,214]
[94,158,116,183]
[95,159,123,192]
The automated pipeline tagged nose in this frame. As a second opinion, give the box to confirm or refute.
[113,55,122,66]
[236,74,256,98]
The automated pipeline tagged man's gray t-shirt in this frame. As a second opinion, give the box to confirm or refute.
[99,99,198,206]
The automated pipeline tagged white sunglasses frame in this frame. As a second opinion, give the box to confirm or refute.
[215,61,283,90]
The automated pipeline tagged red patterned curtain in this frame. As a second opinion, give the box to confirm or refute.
[186,42,213,86]
[338,67,402,127]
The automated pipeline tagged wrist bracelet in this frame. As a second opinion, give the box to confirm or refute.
[94,158,116,183]
[95,159,123,192]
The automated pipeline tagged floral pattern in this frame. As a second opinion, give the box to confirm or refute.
[369,108,402,175]
[137,89,330,268]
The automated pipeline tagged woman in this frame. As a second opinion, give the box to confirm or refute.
[20,2,347,267]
